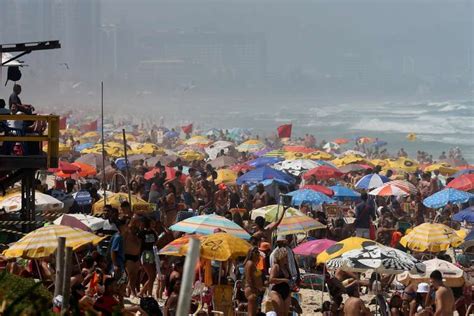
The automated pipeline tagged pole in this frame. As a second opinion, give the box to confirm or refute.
[54,237,66,299]
[101,82,107,206]
[122,129,132,208]
[61,247,73,315]
[176,237,200,316]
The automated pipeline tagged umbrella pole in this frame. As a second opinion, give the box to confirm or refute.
[122,129,132,209]
[321,264,325,305]
[101,81,107,206]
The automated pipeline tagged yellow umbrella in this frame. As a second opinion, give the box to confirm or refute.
[400,223,464,253]
[3,225,104,259]
[407,133,417,141]
[113,133,136,142]
[236,139,265,153]
[184,135,211,145]
[387,157,419,173]
[371,159,389,168]
[213,169,237,185]
[158,235,200,257]
[332,155,369,167]
[181,233,251,261]
[129,142,164,155]
[60,128,80,136]
[317,237,379,264]
[424,163,457,176]
[306,151,334,160]
[283,152,307,160]
[81,131,100,139]
[178,150,205,161]
[81,144,124,157]
[92,193,154,215]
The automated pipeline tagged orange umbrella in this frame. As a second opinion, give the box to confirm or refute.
[283,145,315,153]
[333,138,349,145]
[72,162,97,177]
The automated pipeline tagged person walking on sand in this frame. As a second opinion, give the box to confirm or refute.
[429,270,455,316]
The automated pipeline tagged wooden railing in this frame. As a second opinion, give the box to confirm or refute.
[0,114,59,168]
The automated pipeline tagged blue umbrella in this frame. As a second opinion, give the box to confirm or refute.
[247,156,283,168]
[452,169,474,178]
[423,188,474,209]
[355,174,390,189]
[72,190,93,206]
[287,189,335,206]
[164,130,179,139]
[329,185,361,202]
[236,166,295,185]
[452,206,474,223]
[75,143,94,152]
[114,158,128,171]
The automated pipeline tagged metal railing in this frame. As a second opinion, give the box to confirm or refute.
[0,114,60,168]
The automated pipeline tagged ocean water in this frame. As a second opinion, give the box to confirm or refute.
[170,98,473,162]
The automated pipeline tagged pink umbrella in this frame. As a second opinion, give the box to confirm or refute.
[293,239,336,256]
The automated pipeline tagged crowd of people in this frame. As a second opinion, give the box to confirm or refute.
[0,100,473,315]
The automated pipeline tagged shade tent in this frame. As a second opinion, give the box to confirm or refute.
[236,166,295,185]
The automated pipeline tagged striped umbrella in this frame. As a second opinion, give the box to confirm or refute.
[355,174,389,189]
[159,235,201,256]
[169,214,251,240]
[276,215,326,236]
[400,223,464,253]
[264,149,286,158]
[3,225,104,259]
[385,180,418,195]
[236,139,265,153]
[250,204,303,221]
[369,184,409,197]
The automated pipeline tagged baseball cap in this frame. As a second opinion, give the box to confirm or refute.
[417,282,430,293]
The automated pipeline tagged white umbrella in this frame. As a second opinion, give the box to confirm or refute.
[0,191,64,213]
[53,214,107,232]
[273,159,320,176]
[396,258,466,287]
[341,150,366,157]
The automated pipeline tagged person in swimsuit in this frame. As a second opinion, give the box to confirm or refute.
[123,216,142,298]
[137,217,157,298]
[244,247,262,316]
[269,247,291,316]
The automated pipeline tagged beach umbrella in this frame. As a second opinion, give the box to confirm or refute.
[424,163,457,176]
[461,229,474,249]
[230,163,254,173]
[293,239,337,256]
[209,156,238,169]
[276,215,326,236]
[183,233,251,261]
[113,133,136,142]
[3,225,104,259]
[129,143,164,155]
[332,155,370,167]
[75,143,95,152]
[236,139,265,153]
[287,189,335,206]
[400,223,464,253]
[339,164,369,173]
[159,235,200,256]
[283,151,308,160]
[317,237,378,264]
[303,165,343,180]
[170,214,251,239]
[213,169,238,185]
[250,204,302,221]
[369,184,409,197]
[273,159,320,176]
[264,149,286,158]
[384,180,418,195]
[145,155,178,167]
[178,149,205,161]
[306,151,334,160]
[371,159,389,168]
[452,168,474,178]
[446,174,474,192]
[333,138,349,145]
[236,166,295,185]
[164,130,179,139]
[341,150,366,157]
[0,191,64,213]
[326,244,424,274]
[357,137,374,144]
[329,185,361,201]
[48,160,81,174]
[323,142,340,151]
[75,153,108,169]
[355,174,389,189]
[452,206,474,223]
[397,258,466,287]
[283,145,315,154]
[71,190,93,206]
[144,167,162,180]
[53,214,106,232]
[92,193,154,215]
[253,147,273,157]
[301,184,334,197]
[184,135,211,146]
[422,188,473,209]
[247,156,283,168]
[387,158,419,173]
[70,162,97,177]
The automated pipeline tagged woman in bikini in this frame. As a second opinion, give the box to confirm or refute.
[244,247,263,316]
[269,247,292,316]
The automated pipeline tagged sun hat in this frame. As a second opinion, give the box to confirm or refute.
[417,282,430,293]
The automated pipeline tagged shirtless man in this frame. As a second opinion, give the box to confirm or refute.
[343,284,371,316]
[123,216,142,297]
[430,270,455,316]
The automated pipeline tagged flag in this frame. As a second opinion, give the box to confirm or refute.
[59,117,67,130]
[181,123,193,134]
[83,120,98,132]
[277,124,292,138]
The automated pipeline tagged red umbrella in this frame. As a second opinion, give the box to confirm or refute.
[333,138,349,145]
[283,145,315,153]
[301,184,334,197]
[144,167,163,180]
[230,163,254,173]
[303,166,343,180]
[49,161,81,174]
[165,166,187,183]
[447,174,474,192]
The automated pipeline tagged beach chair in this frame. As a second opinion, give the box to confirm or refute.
[211,284,234,316]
